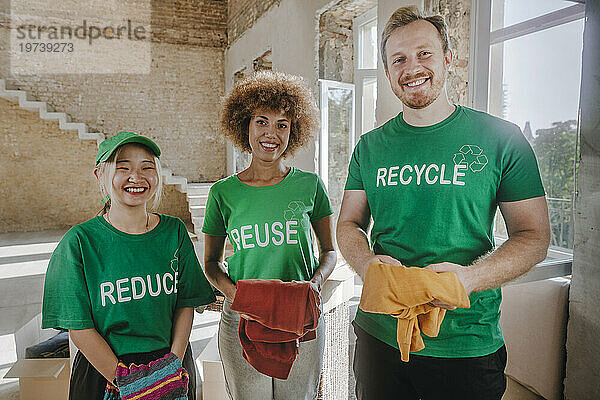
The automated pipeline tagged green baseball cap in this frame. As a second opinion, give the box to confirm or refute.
[95,131,161,165]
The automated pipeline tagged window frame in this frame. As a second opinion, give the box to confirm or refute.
[353,7,378,142]
[318,79,356,190]
[469,1,585,112]
[468,0,584,280]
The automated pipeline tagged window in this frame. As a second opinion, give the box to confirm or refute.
[471,0,584,253]
[318,80,355,218]
[232,67,251,173]
[353,7,378,138]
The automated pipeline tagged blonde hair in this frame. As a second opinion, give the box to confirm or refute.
[96,144,163,214]
[381,6,450,71]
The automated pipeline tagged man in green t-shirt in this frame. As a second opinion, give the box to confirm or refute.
[337,6,550,400]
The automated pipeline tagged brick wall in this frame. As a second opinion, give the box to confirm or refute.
[152,0,227,47]
[0,0,228,183]
[227,0,279,45]
[0,99,192,233]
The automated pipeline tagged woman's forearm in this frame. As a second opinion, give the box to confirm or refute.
[310,215,337,291]
[311,250,337,291]
[205,261,237,301]
[204,235,236,301]
[170,307,194,361]
[69,328,118,382]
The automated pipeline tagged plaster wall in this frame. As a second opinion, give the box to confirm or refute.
[227,0,279,45]
[225,0,337,173]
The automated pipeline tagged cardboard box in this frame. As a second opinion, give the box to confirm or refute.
[202,381,229,400]
[5,358,70,400]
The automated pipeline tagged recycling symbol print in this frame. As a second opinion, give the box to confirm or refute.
[284,201,307,228]
[453,144,488,172]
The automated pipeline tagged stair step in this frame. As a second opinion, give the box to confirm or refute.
[41,112,68,121]
[164,175,187,186]
[19,100,47,111]
[186,184,212,196]
[0,89,24,100]
[187,195,209,206]
[190,207,206,217]
[0,242,58,258]
[59,121,88,133]
[192,216,204,227]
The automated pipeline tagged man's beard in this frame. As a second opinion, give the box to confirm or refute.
[394,70,446,110]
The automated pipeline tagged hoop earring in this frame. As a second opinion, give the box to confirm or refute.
[101,193,111,204]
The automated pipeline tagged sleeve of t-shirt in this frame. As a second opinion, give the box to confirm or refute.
[497,126,546,202]
[345,139,365,190]
[309,174,334,222]
[41,229,95,330]
[201,184,227,236]
[175,220,216,308]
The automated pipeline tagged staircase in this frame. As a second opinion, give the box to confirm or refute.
[0,78,213,240]
[187,184,211,235]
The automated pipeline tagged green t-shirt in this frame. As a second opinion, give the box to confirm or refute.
[41,214,215,357]
[202,167,333,283]
[345,105,545,358]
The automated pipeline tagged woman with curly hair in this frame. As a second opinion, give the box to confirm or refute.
[201,71,336,399]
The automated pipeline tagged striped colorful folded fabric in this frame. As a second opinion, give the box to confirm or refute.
[103,352,189,400]
[103,382,120,400]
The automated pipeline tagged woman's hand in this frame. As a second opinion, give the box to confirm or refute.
[170,307,194,362]
[309,215,336,296]
[308,275,322,294]
[69,329,119,382]
[224,285,237,303]
[239,313,257,321]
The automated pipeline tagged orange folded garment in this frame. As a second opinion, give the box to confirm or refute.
[359,262,470,362]
[230,279,321,379]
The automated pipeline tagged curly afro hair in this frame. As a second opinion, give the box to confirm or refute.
[220,71,319,157]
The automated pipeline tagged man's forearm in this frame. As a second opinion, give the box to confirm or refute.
[461,231,549,294]
[336,221,374,280]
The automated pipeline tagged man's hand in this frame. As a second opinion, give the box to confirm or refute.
[425,262,473,310]
[369,254,403,268]
[359,254,403,281]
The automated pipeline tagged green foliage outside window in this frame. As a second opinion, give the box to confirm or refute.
[531,119,578,249]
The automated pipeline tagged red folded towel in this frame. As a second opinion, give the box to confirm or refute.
[230,279,321,379]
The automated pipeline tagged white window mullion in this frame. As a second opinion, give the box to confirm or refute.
[468,0,492,111]
[490,4,585,44]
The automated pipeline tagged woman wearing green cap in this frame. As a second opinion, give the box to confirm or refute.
[41,131,216,400]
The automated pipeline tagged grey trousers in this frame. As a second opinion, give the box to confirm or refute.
[218,299,325,400]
